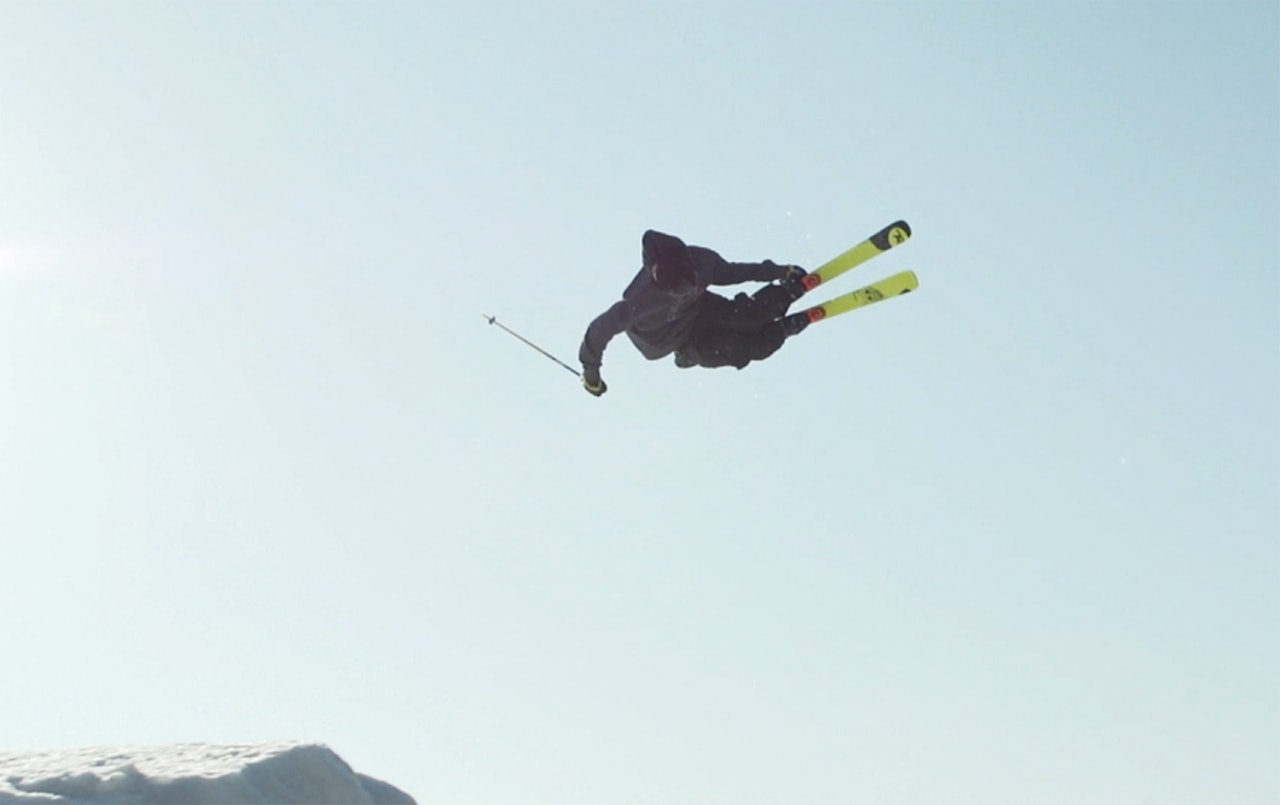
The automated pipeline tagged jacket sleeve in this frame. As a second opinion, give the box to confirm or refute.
[579,300,631,371]
[699,247,788,286]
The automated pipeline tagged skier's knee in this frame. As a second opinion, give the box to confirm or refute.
[728,331,786,370]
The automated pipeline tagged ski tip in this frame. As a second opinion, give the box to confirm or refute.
[873,220,912,250]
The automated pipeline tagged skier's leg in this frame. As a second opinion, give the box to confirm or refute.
[674,288,800,369]
[697,284,794,333]
[679,322,789,369]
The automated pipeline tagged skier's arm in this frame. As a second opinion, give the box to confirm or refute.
[698,246,799,286]
[579,300,631,389]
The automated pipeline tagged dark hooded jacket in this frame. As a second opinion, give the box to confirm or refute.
[579,231,790,372]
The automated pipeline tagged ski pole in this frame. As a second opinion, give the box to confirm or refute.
[482,314,581,378]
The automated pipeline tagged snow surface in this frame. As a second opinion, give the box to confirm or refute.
[0,743,415,805]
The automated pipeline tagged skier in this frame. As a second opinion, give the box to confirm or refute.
[579,229,812,397]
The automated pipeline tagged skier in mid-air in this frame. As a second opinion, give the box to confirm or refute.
[578,229,812,397]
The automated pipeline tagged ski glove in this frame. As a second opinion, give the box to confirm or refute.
[582,366,607,397]
[777,264,809,301]
[778,264,807,283]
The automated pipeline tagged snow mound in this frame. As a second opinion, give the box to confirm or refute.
[0,743,415,805]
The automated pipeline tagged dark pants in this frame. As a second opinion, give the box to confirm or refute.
[675,284,794,369]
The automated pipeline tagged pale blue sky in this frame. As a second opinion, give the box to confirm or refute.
[1,2,1276,804]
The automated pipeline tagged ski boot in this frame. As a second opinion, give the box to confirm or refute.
[778,311,810,337]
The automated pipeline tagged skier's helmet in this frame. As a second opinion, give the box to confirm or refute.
[642,230,695,292]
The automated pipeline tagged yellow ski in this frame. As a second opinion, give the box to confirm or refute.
[801,220,912,293]
[801,270,919,325]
